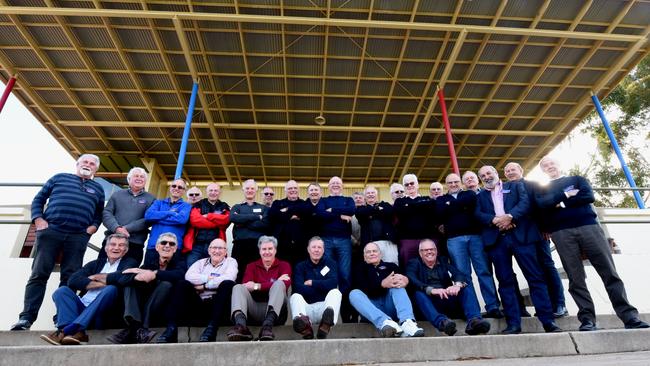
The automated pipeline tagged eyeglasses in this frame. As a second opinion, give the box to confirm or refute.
[171,184,186,190]
[392,190,404,194]
[209,246,227,250]
[159,240,177,246]
[263,192,275,196]
[431,188,442,191]
[404,181,416,187]
[419,248,436,252]
[188,193,200,197]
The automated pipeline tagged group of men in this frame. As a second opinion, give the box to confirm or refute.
[11,152,648,345]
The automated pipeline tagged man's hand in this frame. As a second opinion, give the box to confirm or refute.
[493,215,513,231]
[86,281,105,290]
[280,207,288,212]
[446,285,461,296]
[34,217,48,231]
[122,268,142,274]
[86,225,98,235]
[134,270,156,283]
[194,284,205,292]
[430,288,449,299]
[304,279,313,286]
[88,273,107,284]
[290,215,300,220]
[278,274,291,282]
[340,215,352,223]
[565,188,579,198]
[243,281,256,291]
[381,272,396,289]
[115,226,130,236]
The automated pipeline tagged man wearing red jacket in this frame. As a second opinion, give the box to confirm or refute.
[183,183,230,267]
[227,236,291,342]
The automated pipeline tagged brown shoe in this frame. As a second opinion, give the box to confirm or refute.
[292,315,314,339]
[258,325,275,341]
[226,324,253,341]
[61,331,89,345]
[40,330,65,345]
[317,307,335,339]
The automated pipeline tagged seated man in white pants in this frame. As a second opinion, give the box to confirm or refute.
[227,236,291,341]
[290,236,342,339]
[349,242,424,337]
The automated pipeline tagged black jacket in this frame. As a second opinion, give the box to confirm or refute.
[68,256,139,295]
[355,201,396,245]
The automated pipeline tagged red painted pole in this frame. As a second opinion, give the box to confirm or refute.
[437,88,460,176]
[0,76,17,114]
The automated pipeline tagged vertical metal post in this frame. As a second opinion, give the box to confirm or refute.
[591,93,645,209]
[0,76,17,114]
[175,81,199,180]
[438,88,460,176]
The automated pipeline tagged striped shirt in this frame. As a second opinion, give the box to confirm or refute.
[31,173,105,233]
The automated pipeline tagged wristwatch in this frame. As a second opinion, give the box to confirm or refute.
[453,281,467,288]
[254,283,260,291]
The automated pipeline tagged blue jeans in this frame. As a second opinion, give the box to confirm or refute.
[19,227,90,322]
[446,234,500,311]
[185,242,210,268]
[53,285,118,331]
[537,240,565,309]
[349,288,415,329]
[486,233,554,328]
[323,236,352,293]
[414,288,482,329]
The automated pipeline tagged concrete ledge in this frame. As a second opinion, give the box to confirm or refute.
[570,328,650,355]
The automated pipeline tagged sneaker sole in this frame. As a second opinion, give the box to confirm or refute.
[39,334,61,346]
[61,337,87,345]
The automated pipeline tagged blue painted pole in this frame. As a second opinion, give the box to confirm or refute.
[175,81,199,180]
[590,93,645,209]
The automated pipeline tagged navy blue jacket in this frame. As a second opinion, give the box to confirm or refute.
[352,261,401,299]
[120,251,186,285]
[437,190,481,238]
[316,196,355,238]
[393,196,433,240]
[535,175,598,232]
[68,256,139,294]
[355,201,396,245]
[292,256,338,303]
[269,197,306,246]
[475,181,542,246]
[406,256,466,293]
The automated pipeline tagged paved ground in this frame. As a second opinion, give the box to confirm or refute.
[381,351,650,365]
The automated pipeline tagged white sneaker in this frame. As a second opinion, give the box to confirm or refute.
[400,319,424,337]
[380,319,403,337]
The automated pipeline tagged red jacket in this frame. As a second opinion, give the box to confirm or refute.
[243,258,292,293]
[182,206,230,254]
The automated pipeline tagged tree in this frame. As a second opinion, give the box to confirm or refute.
[577,54,650,208]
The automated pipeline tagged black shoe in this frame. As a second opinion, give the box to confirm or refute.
[10,319,32,331]
[501,325,522,335]
[227,324,253,341]
[292,315,314,339]
[437,319,457,336]
[624,318,650,329]
[258,325,274,341]
[465,318,491,335]
[484,308,504,319]
[136,328,157,344]
[156,326,177,343]
[543,322,562,333]
[317,307,335,339]
[107,328,136,344]
[520,308,532,317]
[199,324,217,342]
[579,319,598,331]
[553,305,569,318]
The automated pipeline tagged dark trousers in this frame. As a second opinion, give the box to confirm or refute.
[53,285,117,331]
[123,281,173,328]
[231,239,261,283]
[19,227,89,322]
[552,224,638,323]
[486,233,553,328]
[165,280,235,327]
[97,236,144,266]
[537,239,565,309]
[185,242,210,269]
[414,288,482,329]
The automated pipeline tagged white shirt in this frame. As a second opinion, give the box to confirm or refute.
[80,258,122,306]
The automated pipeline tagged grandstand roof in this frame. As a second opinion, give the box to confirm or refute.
[1,0,649,185]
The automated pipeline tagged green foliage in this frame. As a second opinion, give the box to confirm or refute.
[578,54,650,208]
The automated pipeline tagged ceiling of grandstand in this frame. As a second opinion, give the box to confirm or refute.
[0,0,649,185]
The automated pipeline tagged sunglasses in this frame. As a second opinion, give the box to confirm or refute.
[263,192,275,196]
[171,184,186,190]
[159,240,177,246]
[392,190,404,194]
[404,182,416,187]
[188,193,200,197]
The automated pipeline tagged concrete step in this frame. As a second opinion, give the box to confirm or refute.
[0,313,644,346]
[1,327,650,366]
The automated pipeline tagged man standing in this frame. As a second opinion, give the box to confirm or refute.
[475,165,560,334]
[349,242,424,337]
[429,182,444,199]
[227,236,291,341]
[231,179,270,281]
[536,156,648,331]
[269,180,306,266]
[355,185,398,265]
[143,179,191,262]
[262,186,275,208]
[394,174,434,265]
[389,183,405,203]
[504,161,567,318]
[183,183,230,267]
[462,171,481,194]
[40,233,136,345]
[186,186,203,205]
[99,167,155,265]
[437,173,501,319]
[406,239,491,336]
[12,154,105,331]
[290,236,341,339]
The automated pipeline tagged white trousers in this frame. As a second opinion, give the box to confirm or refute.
[289,289,342,324]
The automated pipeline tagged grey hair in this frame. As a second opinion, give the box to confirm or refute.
[257,235,278,249]
[126,167,147,183]
[156,232,178,245]
[106,233,130,249]
[77,154,100,167]
[402,173,418,186]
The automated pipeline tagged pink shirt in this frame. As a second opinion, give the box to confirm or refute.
[490,181,506,216]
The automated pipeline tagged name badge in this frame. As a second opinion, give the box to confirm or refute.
[214,209,222,214]
[84,187,96,194]
[502,190,510,193]
[210,272,221,277]
[320,266,330,276]
[138,199,147,204]
[563,185,575,192]
[253,208,262,213]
